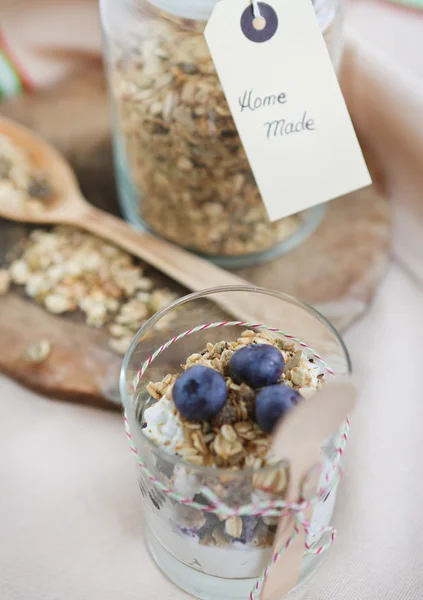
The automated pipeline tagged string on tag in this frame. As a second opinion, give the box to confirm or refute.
[252,0,262,18]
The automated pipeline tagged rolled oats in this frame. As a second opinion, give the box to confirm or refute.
[191,431,209,455]
[224,516,242,539]
[44,293,75,314]
[0,134,53,213]
[184,454,205,466]
[176,445,200,458]
[177,505,206,530]
[220,425,238,444]
[213,433,244,460]
[252,467,288,494]
[110,6,322,258]
[7,226,178,355]
[212,525,230,548]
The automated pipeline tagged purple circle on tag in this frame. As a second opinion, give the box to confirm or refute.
[240,3,278,43]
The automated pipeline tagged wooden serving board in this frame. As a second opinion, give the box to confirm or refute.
[0,66,391,410]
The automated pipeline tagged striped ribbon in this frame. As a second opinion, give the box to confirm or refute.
[132,320,335,392]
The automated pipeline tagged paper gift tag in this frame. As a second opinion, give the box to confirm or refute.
[204,0,372,222]
[260,378,357,599]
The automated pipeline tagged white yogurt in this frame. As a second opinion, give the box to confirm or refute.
[143,396,185,454]
[142,473,338,580]
[149,512,271,578]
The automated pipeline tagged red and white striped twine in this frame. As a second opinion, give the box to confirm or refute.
[132,320,335,392]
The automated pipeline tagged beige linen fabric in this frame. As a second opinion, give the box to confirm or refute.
[1,1,423,599]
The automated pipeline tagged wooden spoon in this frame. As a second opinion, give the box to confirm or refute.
[260,379,357,600]
[0,116,281,323]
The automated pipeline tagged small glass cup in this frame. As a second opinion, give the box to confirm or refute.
[120,286,351,600]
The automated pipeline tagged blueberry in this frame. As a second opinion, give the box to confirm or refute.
[255,384,302,433]
[198,514,220,539]
[228,344,284,389]
[233,516,259,543]
[172,365,227,421]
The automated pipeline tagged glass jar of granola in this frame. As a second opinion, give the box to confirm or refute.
[100,0,344,267]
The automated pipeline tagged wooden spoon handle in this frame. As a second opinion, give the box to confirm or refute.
[75,204,275,323]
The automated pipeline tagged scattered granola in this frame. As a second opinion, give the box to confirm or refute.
[0,133,53,213]
[111,6,327,258]
[7,226,178,355]
[25,339,51,363]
